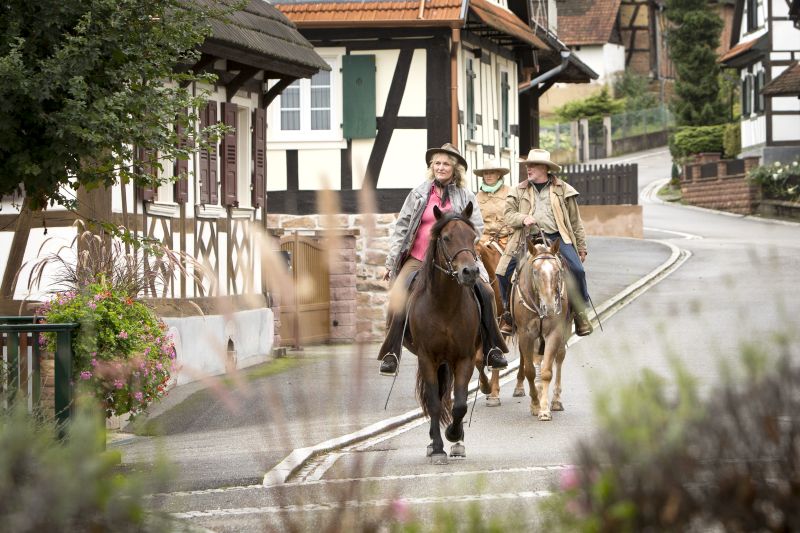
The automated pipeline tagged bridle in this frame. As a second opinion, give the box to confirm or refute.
[516,252,564,318]
[433,219,478,281]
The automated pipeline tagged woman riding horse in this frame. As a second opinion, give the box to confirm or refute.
[474,157,514,334]
[378,143,509,376]
[496,148,593,337]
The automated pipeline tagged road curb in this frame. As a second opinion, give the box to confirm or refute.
[263,239,687,487]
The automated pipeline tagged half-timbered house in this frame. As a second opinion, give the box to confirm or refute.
[720,0,800,163]
[0,1,328,382]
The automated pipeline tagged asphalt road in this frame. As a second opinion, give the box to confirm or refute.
[117,147,800,531]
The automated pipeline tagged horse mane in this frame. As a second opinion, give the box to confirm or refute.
[416,211,475,294]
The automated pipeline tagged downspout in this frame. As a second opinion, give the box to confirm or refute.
[518,50,571,95]
[450,27,461,144]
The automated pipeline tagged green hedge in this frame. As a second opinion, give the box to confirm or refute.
[723,122,741,158]
[669,125,726,159]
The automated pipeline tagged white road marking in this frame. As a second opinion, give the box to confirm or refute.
[643,226,703,240]
[173,489,554,519]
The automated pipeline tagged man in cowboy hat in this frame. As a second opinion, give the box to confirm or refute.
[474,156,514,334]
[496,148,593,336]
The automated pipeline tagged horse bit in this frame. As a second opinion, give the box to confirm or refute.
[434,230,478,280]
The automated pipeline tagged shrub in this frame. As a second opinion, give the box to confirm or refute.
[723,122,741,158]
[540,340,800,531]
[37,282,176,418]
[748,159,800,201]
[669,125,726,159]
[0,403,176,532]
[555,86,625,123]
[613,71,659,111]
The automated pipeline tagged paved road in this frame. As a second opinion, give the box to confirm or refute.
[116,147,800,530]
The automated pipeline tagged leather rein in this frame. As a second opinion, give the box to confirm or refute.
[433,220,479,281]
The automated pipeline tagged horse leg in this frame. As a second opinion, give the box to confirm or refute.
[446,357,473,458]
[513,348,526,397]
[551,344,566,412]
[537,340,556,421]
[520,336,539,417]
[485,367,501,407]
[420,360,447,464]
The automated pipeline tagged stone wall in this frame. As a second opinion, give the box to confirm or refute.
[682,153,761,214]
[268,213,395,343]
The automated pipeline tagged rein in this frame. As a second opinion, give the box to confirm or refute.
[433,233,478,281]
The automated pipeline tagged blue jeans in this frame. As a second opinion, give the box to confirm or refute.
[496,233,590,309]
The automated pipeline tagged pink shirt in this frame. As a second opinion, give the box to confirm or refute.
[410,186,451,261]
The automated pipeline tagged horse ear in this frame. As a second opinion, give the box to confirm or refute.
[526,235,537,256]
[551,238,560,255]
[462,201,473,219]
[433,205,443,220]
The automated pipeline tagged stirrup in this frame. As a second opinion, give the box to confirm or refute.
[485,347,508,370]
[379,352,399,376]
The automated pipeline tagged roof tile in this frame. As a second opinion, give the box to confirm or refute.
[557,0,622,46]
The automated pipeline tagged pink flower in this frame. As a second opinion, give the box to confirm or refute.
[118,331,128,339]
[90,358,98,367]
[390,498,411,523]
[87,301,97,310]
[80,371,92,380]
[134,392,144,402]
[93,293,104,302]
[114,379,124,389]
[156,362,163,371]
[560,466,581,491]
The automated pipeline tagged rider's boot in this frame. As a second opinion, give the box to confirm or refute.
[378,310,403,376]
[475,282,509,369]
[572,306,593,337]
[499,307,513,335]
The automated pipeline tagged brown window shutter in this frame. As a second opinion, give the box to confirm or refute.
[251,107,266,208]
[136,146,156,202]
[221,102,238,207]
[199,101,219,205]
[173,110,189,204]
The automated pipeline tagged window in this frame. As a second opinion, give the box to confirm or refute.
[754,70,765,114]
[466,58,477,141]
[500,71,510,149]
[741,73,752,116]
[271,57,340,143]
[746,0,761,32]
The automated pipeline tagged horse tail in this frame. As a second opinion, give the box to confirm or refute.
[415,364,454,426]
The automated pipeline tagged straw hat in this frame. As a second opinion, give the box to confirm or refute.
[474,156,510,177]
[519,148,561,172]
[425,143,468,170]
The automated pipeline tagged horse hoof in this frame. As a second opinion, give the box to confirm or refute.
[479,383,491,395]
[426,444,433,457]
[485,396,501,407]
[530,406,540,417]
[430,452,449,465]
[450,443,466,458]
[512,387,525,397]
[445,424,464,443]
[551,400,564,411]
[538,412,552,421]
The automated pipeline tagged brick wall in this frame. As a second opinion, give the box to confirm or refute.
[682,153,762,214]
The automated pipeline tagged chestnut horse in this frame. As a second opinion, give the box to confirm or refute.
[405,204,482,464]
[512,238,570,421]
[475,236,526,406]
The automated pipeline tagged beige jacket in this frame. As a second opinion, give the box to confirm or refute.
[476,183,512,242]
[496,175,587,277]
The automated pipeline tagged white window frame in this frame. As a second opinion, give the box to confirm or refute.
[268,55,342,144]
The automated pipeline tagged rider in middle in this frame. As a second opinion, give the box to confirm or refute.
[474,157,514,334]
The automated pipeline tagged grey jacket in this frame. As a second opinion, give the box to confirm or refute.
[386,180,484,276]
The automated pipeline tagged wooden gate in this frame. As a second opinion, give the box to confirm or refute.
[279,233,330,347]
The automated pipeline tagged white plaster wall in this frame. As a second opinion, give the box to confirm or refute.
[742,115,767,148]
[373,49,400,118]
[266,150,288,191]
[298,149,342,190]
[771,0,789,18]
[773,20,800,51]
[772,114,800,142]
[602,44,626,81]
[380,129,429,188]
[165,307,274,385]
[771,93,800,112]
[398,48,427,116]
[573,47,608,81]
[350,138,372,189]
[10,227,76,301]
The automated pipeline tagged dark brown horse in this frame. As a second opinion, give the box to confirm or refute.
[405,203,482,464]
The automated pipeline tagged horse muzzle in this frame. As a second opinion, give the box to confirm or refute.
[456,264,479,287]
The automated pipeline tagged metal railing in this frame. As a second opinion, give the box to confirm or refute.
[1,317,78,427]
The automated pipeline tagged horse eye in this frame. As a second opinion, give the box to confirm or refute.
[442,235,451,242]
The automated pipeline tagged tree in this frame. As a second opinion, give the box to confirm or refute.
[0,0,226,211]
[665,0,727,126]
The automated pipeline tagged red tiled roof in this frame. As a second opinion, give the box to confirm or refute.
[469,0,549,49]
[718,36,759,63]
[274,0,463,27]
[557,0,622,46]
[762,62,800,97]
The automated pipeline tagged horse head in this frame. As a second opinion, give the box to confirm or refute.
[520,238,564,318]
[431,203,479,287]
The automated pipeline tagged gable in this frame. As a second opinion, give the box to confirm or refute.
[557,0,623,46]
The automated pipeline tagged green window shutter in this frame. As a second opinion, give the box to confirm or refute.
[342,55,376,139]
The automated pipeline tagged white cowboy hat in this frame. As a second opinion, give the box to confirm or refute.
[474,156,510,177]
[519,148,561,172]
[425,143,468,171]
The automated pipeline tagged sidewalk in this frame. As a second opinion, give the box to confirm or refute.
[110,234,674,491]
